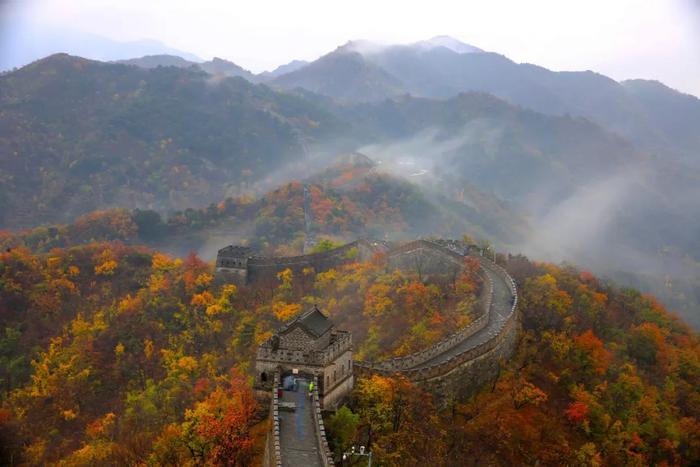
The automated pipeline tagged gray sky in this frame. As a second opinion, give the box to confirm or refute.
[2,0,700,96]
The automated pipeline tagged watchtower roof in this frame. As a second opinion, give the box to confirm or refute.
[281,305,333,337]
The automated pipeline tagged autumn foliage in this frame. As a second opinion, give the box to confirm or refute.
[325,256,700,466]
[2,243,700,465]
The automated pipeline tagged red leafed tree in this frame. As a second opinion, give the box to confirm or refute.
[195,369,258,466]
[182,252,210,294]
[564,401,589,424]
[573,330,612,376]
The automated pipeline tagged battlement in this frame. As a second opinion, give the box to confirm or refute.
[216,239,383,284]
[257,330,352,367]
[255,305,354,410]
[260,238,520,465]
[240,237,518,401]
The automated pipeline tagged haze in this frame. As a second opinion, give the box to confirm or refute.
[1,0,699,97]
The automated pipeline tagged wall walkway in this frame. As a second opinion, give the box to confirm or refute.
[267,239,518,465]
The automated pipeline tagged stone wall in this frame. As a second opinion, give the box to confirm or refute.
[263,372,282,467]
[320,348,354,409]
[255,331,354,409]
[312,375,335,466]
[354,251,519,399]
[256,332,352,373]
[278,326,316,351]
[356,266,493,373]
[247,240,376,284]
[262,239,519,465]
[252,238,518,401]
[385,239,464,281]
[422,310,519,399]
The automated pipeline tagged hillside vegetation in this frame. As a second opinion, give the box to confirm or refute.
[0,240,483,464]
[325,256,700,465]
[1,241,699,465]
[0,164,528,259]
[273,39,700,166]
[0,54,339,228]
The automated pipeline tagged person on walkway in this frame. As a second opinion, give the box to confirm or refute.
[308,381,314,401]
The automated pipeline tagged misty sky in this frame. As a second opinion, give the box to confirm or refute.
[1,0,699,96]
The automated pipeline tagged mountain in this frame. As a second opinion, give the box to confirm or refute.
[273,38,700,166]
[413,35,484,54]
[0,24,201,71]
[2,50,700,325]
[198,57,259,82]
[333,92,639,198]
[621,79,700,168]
[259,59,310,80]
[117,55,259,82]
[271,45,404,102]
[116,54,198,69]
[331,93,700,325]
[0,55,641,232]
[3,231,699,465]
[0,153,529,263]
[0,54,340,228]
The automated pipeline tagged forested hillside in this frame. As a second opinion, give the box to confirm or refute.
[325,256,700,465]
[272,38,700,166]
[0,163,527,258]
[0,54,339,228]
[2,4,699,464]
[1,240,699,465]
[0,239,484,464]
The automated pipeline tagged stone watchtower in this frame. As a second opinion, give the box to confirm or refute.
[215,245,253,282]
[255,306,353,409]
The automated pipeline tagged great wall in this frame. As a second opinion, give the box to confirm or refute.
[217,238,518,467]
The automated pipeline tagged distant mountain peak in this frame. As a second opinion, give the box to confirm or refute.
[337,40,388,55]
[259,60,310,80]
[116,54,196,69]
[415,36,483,54]
[197,57,258,81]
[332,152,377,169]
[271,45,403,102]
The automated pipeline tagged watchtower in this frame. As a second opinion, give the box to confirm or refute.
[255,306,354,409]
[215,245,253,281]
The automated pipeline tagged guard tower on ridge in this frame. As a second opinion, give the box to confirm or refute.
[255,306,354,409]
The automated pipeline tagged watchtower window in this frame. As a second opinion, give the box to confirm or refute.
[261,372,268,383]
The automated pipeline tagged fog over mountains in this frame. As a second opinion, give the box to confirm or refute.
[1,36,699,325]
[0,25,203,71]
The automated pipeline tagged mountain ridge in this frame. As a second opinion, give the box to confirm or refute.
[269,37,700,165]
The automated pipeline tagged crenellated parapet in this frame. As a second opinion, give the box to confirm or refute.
[311,375,335,467]
[256,330,352,368]
[217,239,383,284]
[255,306,354,411]
[256,238,519,465]
[263,372,282,467]
[354,249,519,398]
[356,265,493,373]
